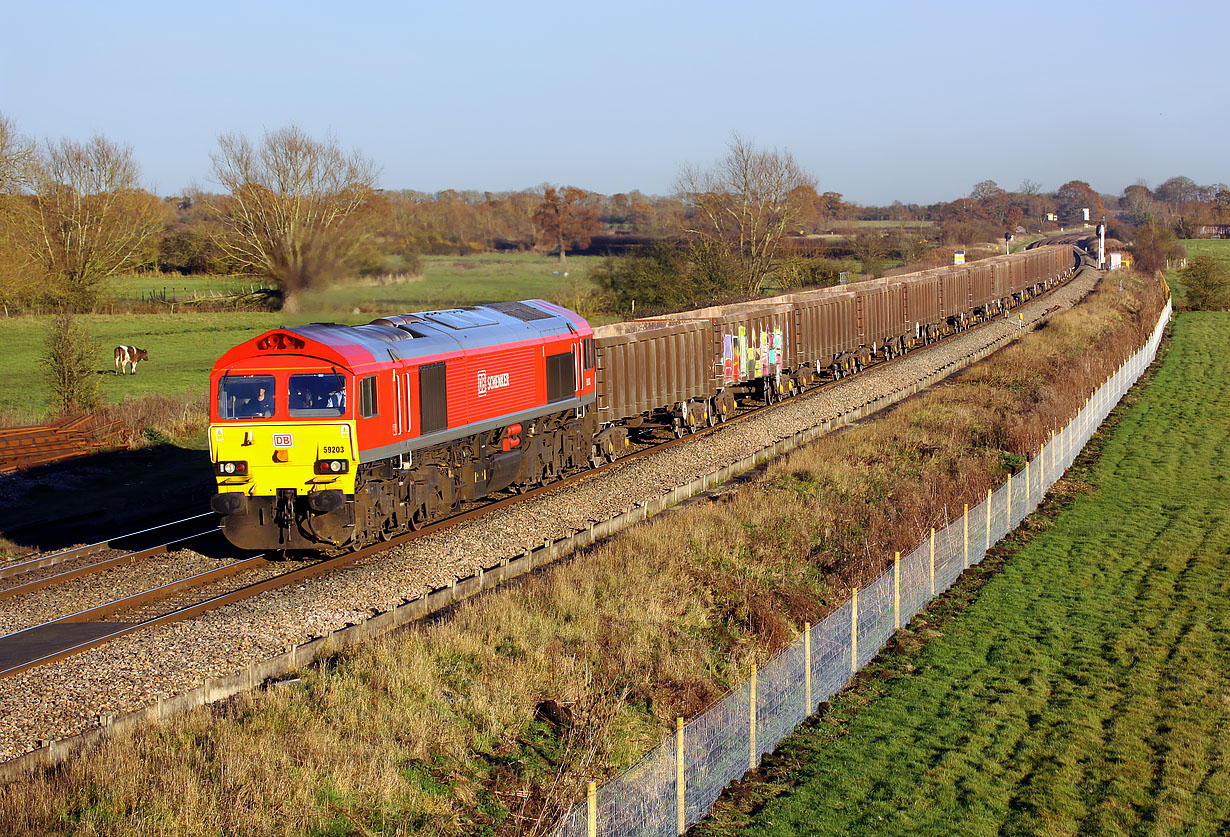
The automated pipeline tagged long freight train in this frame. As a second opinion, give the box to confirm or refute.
[208,245,1076,550]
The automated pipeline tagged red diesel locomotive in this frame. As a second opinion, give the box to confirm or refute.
[209,300,596,550]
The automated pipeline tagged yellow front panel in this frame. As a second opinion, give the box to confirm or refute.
[210,421,358,496]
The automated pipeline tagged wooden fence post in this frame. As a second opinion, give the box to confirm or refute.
[963,504,969,569]
[676,717,685,835]
[893,553,900,630]
[929,529,936,596]
[587,781,597,837]
[749,664,758,771]
[851,588,859,674]
[804,623,812,714]
[1006,470,1013,527]
[986,487,992,554]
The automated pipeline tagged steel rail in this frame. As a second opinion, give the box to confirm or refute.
[0,529,222,602]
[0,513,216,580]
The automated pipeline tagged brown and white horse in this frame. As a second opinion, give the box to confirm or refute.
[114,345,149,375]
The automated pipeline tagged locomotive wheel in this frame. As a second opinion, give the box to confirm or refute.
[407,506,426,531]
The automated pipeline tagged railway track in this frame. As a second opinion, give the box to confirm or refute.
[0,250,1089,682]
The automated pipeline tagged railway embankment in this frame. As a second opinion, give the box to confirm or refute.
[0,269,1168,834]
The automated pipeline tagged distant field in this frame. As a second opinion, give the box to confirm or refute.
[703,313,1230,835]
[832,220,936,229]
[2,253,601,422]
[104,274,262,302]
[1167,238,1230,304]
[297,252,600,312]
[0,313,291,420]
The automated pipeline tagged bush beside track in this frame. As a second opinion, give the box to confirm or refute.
[698,312,1229,836]
[0,271,1167,835]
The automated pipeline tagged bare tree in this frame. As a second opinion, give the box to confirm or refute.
[677,133,816,297]
[21,135,166,310]
[0,112,34,195]
[210,126,377,310]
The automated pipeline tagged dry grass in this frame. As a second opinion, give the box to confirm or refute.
[92,393,209,448]
[0,272,1167,835]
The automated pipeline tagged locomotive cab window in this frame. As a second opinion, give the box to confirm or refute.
[359,375,378,418]
[546,351,575,402]
[218,375,276,419]
[289,373,346,417]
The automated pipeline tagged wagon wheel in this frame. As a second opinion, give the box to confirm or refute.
[604,441,618,464]
[589,444,605,469]
[405,505,427,531]
[672,418,687,439]
[706,404,717,428]
[717,402,729,423]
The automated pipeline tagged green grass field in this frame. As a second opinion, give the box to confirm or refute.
[701,313,1230,836]
[0,253,600,421]
[103,274,262,301]
[296,252,599,312]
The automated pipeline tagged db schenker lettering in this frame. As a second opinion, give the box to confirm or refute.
[477,371,510,396]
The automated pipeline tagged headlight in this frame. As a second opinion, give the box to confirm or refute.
[314,459,350,475]
[216,461,248,476]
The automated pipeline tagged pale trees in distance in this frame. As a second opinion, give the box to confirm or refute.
[677,133,816,298]
[22,134,167,311]
[210,126,377,311]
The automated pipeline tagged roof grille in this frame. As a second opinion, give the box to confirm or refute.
[486,301,553,321]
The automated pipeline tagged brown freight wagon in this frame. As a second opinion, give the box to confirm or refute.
[784,287,860,373]
[646,300,795,393]
[969,261,997,313]
[854,282,905,352]
[591,319,712,426]
[937,267,971,322]
[903,271,942,339]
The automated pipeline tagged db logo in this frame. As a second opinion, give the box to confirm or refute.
[272,433,293,447]
[476,370,510,396]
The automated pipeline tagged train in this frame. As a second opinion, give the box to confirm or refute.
[208,245,1077,551]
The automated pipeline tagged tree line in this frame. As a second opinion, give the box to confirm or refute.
[2,112,1227,315]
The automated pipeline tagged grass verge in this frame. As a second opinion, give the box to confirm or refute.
[697,312,1229,836]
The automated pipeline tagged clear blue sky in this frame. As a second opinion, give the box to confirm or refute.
[1,0,1224,204]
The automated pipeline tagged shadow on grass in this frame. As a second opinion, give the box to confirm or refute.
[0,444,216,553]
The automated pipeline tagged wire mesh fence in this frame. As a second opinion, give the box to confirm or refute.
[552,301,1172,837]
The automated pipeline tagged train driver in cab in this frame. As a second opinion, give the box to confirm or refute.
[244,386,274,418]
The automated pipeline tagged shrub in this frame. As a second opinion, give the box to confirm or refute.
[40,309,100,416]
[1130,224,1185,273]
[1180,254,1230,311]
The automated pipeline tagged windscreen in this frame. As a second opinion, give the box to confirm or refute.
[289,373,347,417]
[217,375,276,419]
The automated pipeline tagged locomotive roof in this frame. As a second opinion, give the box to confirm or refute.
[213,299,589,373]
